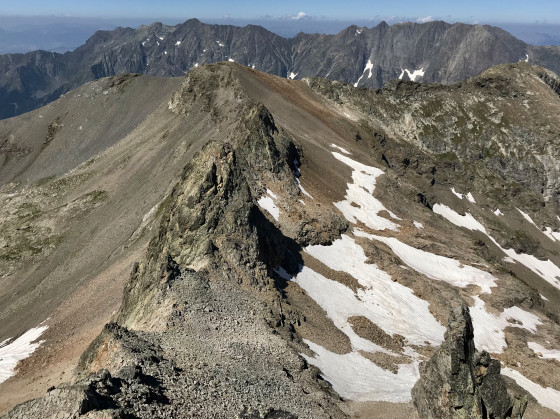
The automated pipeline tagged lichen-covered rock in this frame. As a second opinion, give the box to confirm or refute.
[411,305,528,419]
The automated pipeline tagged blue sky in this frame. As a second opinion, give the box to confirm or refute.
[1,0,556,23]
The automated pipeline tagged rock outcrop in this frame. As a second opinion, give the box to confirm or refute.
[412,305,528,419]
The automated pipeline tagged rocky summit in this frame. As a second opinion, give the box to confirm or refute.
[0,61,560,418]
[1,19,560,119]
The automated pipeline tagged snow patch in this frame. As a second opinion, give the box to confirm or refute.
[175,40,181,46]
[216,41,224,47]
[413,221,424,229]
[398,68,425,82]
[433,204,487,232]
[451,187,464,200]
[332,152,400,231]
[517,208,537,227]
[257,192,279,221]
[465,192,476,203]
[434,203,560,290]
[470,296,541,353]
[528,341,560,362]
[288,72,298,80]
[356,231,496,294]
[354,59,374,87]
[494,208,504,216]
[0,325,49,384]
[502,368,560,414]
[302,340,420,402]
[302,235,445,346]
[228,58,234,62]
[330,143,351,155]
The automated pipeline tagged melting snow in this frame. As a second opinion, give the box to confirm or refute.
[465,192,476,203]
[451,187,464,199]
[354,60,374,87]
[0,325,49,384]
[398,68,425,82]
[257,191,279,221]
[332,152,400,231]
[494,208,504,216]
[470,296,541,353]
[543,227,560,242]
[356,230,496,294]
[433,204,487,232]
[330,144,351,155]
[517,208,537,227]
[302,235,445,346]
[288,72,298,80]
[434,204,560,290]
[528,341,560,362]
[502,368,560,414]
[302,340,420,402]
[413,221,424,229]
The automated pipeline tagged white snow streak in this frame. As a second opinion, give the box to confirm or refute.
[0,325,49,384]
[451,187,464,199]
[354,60,374,87]
[356,230,496,294]
[528,341,560,362]
[413,221,424,229]
[330,143,351,155]
[434,204,560,290]
[466,192,476,203]
[288,72,298,79]
[216,41,224,47]
[303,235,445,346]
[398,68,425,82]
[470,296,541,353]
[433,204,487,232]
[494,208,504,216]
[257,192,279,221]
[332,152,400,231]
[502,368,560,414]
[175,40,181,46]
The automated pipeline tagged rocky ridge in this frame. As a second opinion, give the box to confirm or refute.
[1,62,560,417]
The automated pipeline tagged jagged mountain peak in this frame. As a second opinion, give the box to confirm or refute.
[1,18,560,120]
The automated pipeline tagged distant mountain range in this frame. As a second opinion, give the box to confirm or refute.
[1,18,560,120]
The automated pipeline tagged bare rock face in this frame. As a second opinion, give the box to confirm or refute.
[411,305,528,419]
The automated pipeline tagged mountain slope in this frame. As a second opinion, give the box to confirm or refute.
[1,62,560,417]
[1,19,560,120]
